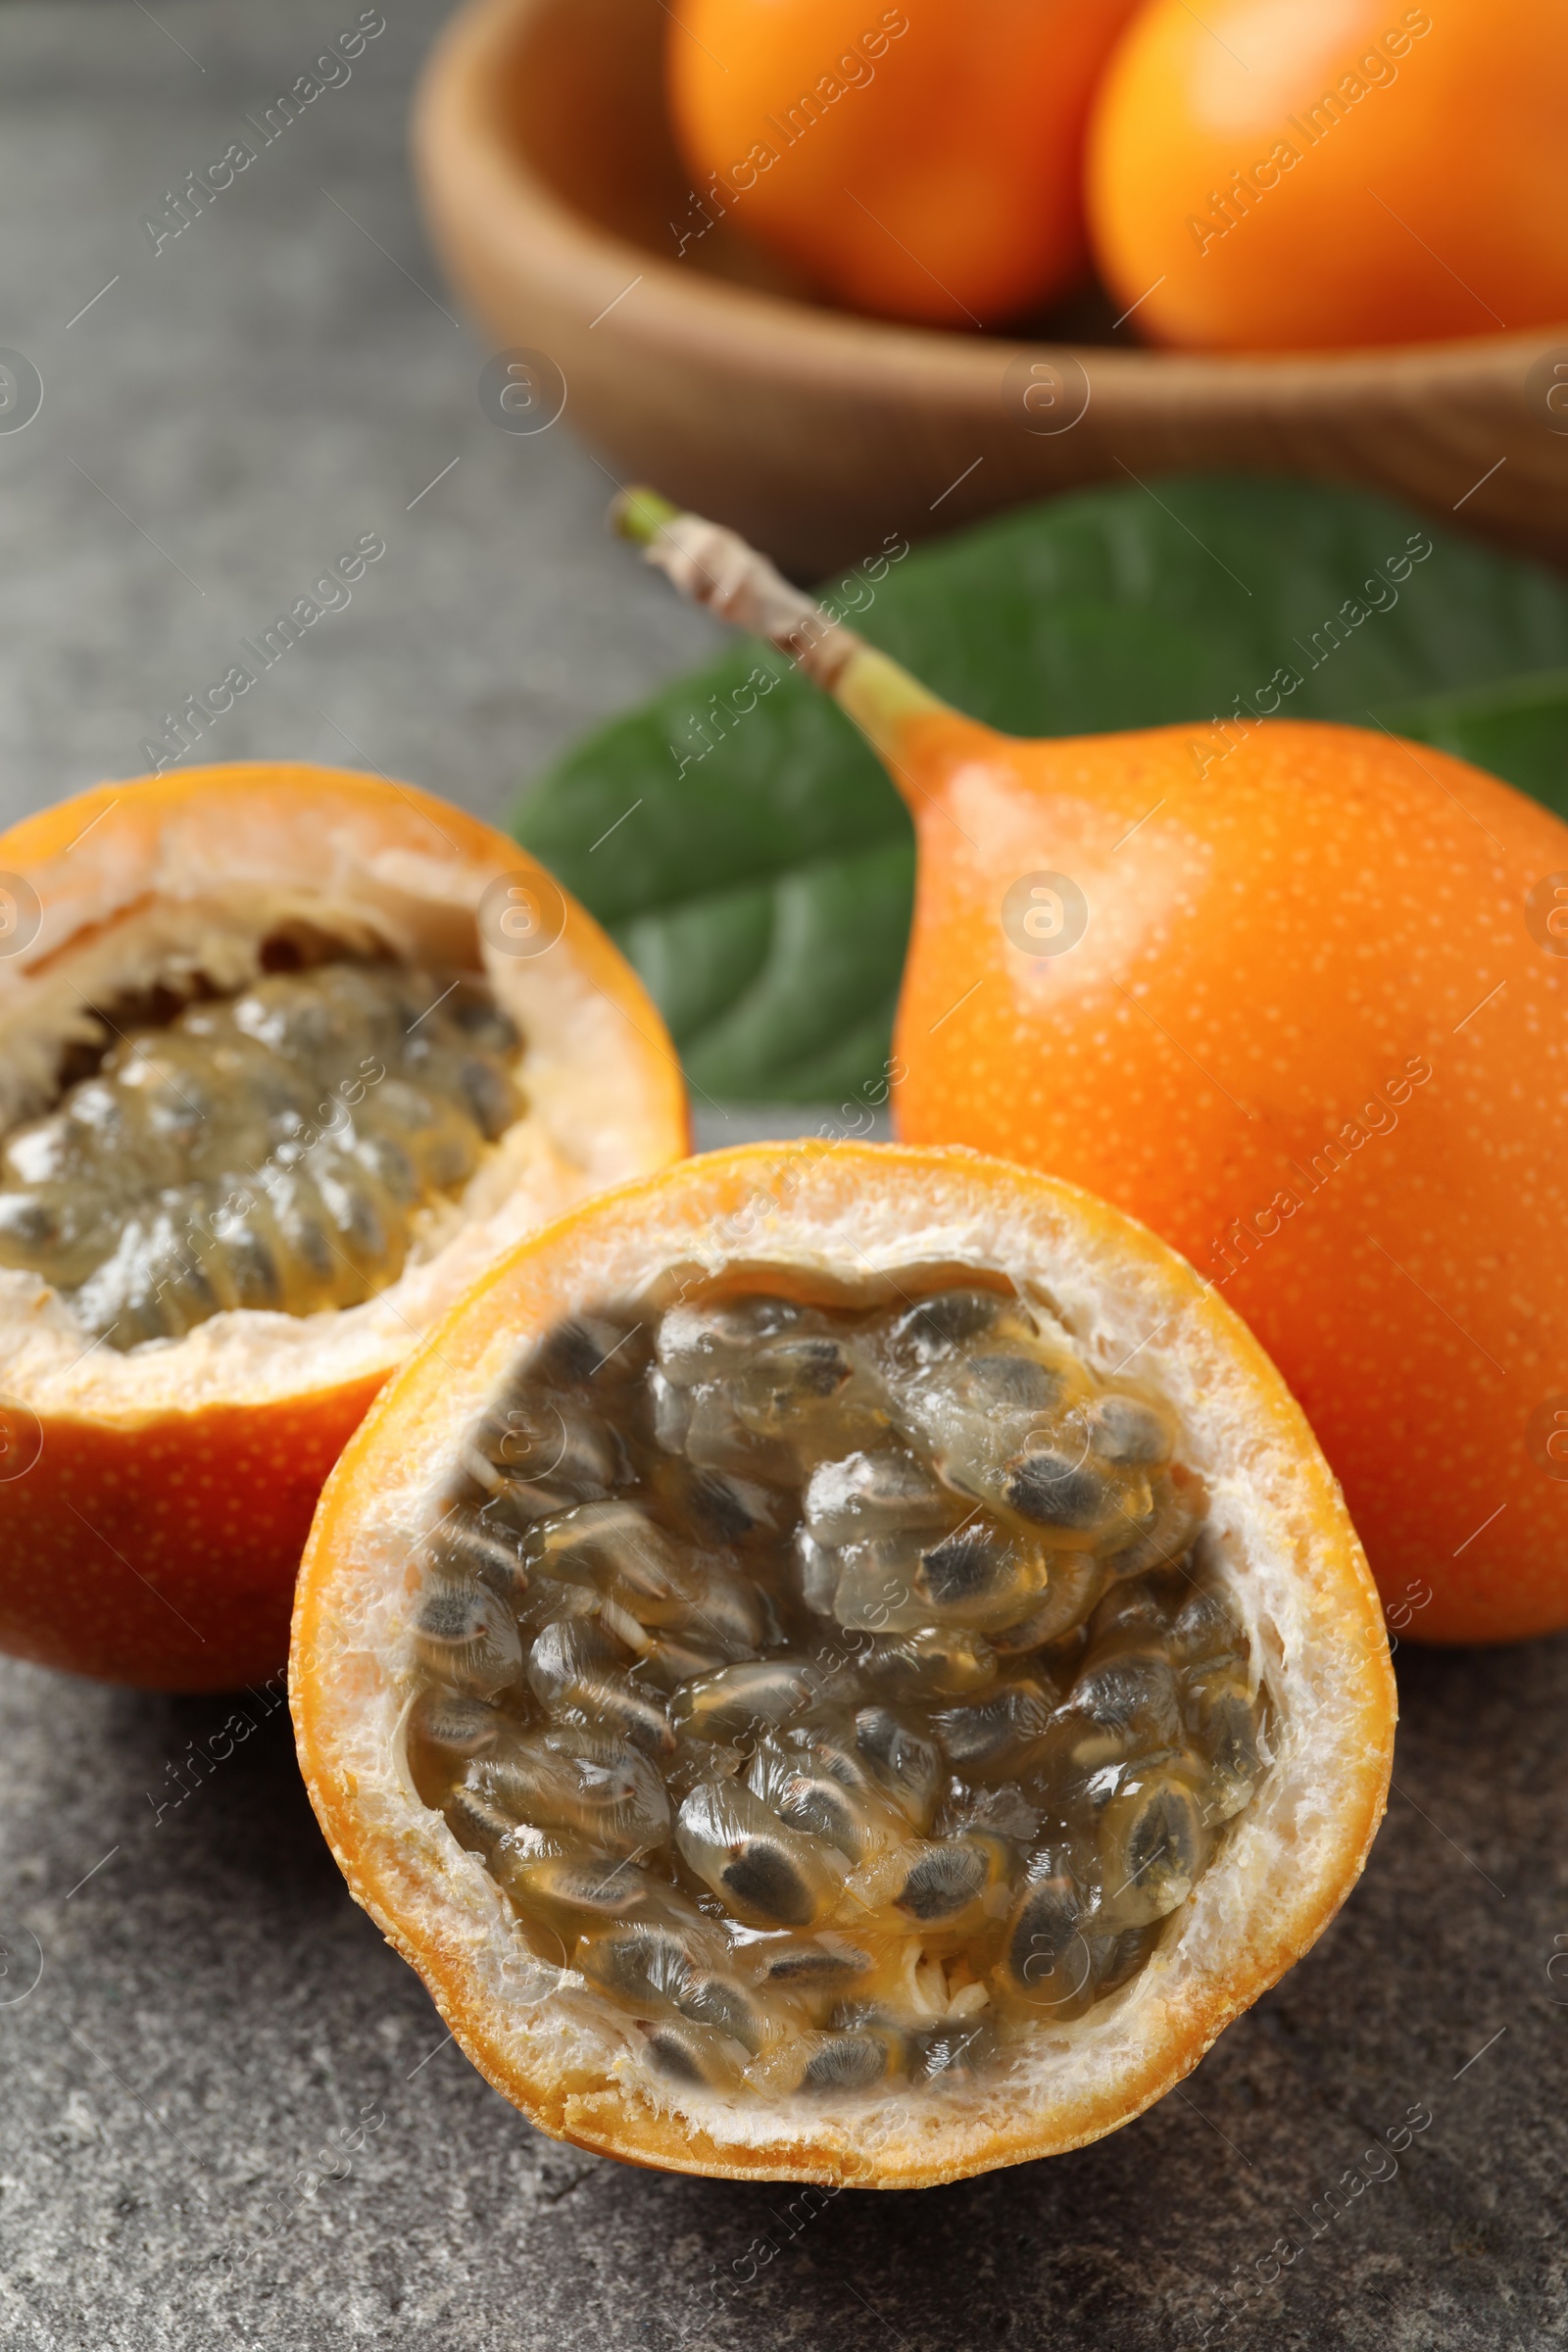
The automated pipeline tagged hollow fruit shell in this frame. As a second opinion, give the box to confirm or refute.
[0,763,687,1688]
[292,1142,1394,2187]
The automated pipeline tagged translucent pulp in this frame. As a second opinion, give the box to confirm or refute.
[0,960,523,1347]
[406,1268,1267,2099]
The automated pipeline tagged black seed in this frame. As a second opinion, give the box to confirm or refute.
[540,1858,660,1916]
[1095,1923,1160,1994]
[767,1338,852,1398]
[860,1629,998,1701]
[909,2020,998,2082]
[418,1584,493,1642]
[316,1159,391,1256]
[449,991,520,1053]
[1004,1450,1108,1531]
[682,1466,774,1542]
[801,2034,890,2091]
[988,1587,1088,1654]
[1111,1780,1204,1912]
[1089,1580,1166,1643]
[410,1690,504,1757]
[421,1507,530,1599]
[1169,1587,1243,1667]
[804,1447,946,1544]
[755,1939,873,1989]
[0,1193,57,1252]
[894,1289,1004,1353]
[414,1579,523,1695]
[529,1313,645,1387]
[1129,1788,1195,1877]
[1089,1395,1170,1465]
[898,1841,989,1921]
[1005,1876,1088,1996]
[582,1924,700,2006]
[675,1974,763,2051]
[769,1772,860,1853]
[854,1708,942,1822]
[921,1526,1003,1604]
[409,1690,507,1807]
[967,1354,1059,1410]
[355,1131,417,1202]
[1071,1653,1181,1747]
[674,1660,816,1740]
[217,1218,283,1311]
[531,1320,608,1385]
[1189,1678,1261,1801]
[1103,1477,1197,1581]
[528,1617,618,1701]
[643,2027,709,2084]
[275,1182,335,1283]
[935,1683,1052,1771]
[655,1295,806,1388]
[722,1842,814,1928]
[457,1054,518,1140]
[636,1631,734,1692]
[479,1730,670,1856]
[442,1785,518,1853]
[574,1675,675,1758]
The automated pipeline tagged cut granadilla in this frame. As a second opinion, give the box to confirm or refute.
[0,762,686,1686]
[293,1143,1395,2185]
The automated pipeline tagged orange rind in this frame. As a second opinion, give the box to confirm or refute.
[0,762,686,1686]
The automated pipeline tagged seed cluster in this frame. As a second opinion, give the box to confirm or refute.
[0,960,522,1348]
[407,1271,1266,2101]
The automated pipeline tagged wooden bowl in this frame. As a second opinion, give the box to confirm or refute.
[415,0,1568,577]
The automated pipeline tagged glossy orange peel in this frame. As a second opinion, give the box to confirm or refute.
[616,492,1568,1644]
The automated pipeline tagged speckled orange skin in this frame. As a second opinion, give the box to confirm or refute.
[0,1387,380,1687]
[0,764,689,1690]
[1087,0,1568,352]
[886,709,1568,1644]
[667,0,1142,327]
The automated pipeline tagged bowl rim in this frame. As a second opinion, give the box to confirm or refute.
[414,0,1568,397]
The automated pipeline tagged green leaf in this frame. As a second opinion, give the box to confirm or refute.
[1376,667,1568,821]
[615,840,914,1102]
[515,474,1568,1100]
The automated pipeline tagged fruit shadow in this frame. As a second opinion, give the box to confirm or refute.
[99,1673,343,1910]
[1387,1620,1568,1798]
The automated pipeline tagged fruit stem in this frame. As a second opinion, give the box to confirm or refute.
[611,490,954,775]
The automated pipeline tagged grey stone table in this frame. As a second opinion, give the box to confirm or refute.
[0,6,1564,2347]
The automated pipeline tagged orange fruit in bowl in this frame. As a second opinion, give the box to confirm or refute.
[292,1141,1394,2184]
[665,0,1144,328]
[0,763,686,1689]
[1087,0,1568,351]
[617,490,1568,1646]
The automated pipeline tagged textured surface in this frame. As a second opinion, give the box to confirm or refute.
[3,1635,1564,2349]
[0,4,1564,2347]
[0,0,720,842]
